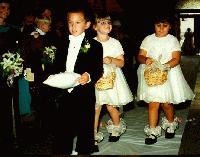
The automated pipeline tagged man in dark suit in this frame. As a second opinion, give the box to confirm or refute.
[51,2,103,155]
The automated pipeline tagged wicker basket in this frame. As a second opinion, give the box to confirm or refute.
[144,66,168,86]
[95,71,116,90]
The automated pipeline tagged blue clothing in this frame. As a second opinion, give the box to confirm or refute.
[18,78,31,115]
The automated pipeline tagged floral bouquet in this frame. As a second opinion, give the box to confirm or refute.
[43,46,57,63]
[0,51,24,87]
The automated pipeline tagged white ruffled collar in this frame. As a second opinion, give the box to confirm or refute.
[30,28,46,36]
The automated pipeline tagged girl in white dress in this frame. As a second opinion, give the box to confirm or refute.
[137,14,195,145]
[93,13,133,144]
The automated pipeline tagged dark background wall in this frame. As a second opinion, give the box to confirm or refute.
[8,0,179,59]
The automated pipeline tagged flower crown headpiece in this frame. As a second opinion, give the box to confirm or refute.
[35,17,52,25]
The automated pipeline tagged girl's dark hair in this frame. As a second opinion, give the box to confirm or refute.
[154,14,174,24]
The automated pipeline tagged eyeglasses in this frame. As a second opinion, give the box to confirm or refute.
[97,21,112,25]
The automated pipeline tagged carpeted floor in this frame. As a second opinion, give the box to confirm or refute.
[14,55,200,156]
[92,101,190,155]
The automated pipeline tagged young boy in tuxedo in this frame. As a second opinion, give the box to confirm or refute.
[51,2,103,155]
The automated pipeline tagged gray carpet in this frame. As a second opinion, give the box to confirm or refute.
[92,101,190,155]
[91,55,200,155]
[16,55,200,156]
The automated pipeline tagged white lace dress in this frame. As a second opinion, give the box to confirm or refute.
[137,34,195,104]
[94,37,133,107]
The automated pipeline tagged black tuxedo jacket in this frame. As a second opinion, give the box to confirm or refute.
[52,33,103,89]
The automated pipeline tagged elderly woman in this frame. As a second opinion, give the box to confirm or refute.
[20,15,57,135]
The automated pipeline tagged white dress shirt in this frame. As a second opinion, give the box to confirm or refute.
[66,32,85,72]
[66,32,85,92]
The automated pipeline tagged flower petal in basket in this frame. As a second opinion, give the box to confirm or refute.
[43,72,81,89]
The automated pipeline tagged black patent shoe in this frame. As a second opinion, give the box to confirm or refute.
[145,134,157,145]
[108,134,120,142]
[165,127,175,139]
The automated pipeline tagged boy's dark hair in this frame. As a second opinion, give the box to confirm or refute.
[65,0,94,23]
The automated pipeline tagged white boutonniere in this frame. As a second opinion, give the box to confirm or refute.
[0,51,24,86]
[80,39,90,53]
[43,46,57,63]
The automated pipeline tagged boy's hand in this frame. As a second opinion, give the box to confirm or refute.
[78,72,89,85]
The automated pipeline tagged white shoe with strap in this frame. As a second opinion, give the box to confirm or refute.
[95,131,104,143]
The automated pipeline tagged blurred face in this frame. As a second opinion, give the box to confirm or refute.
[37,21,51,33]
[94,19,112,35]
[24,15,35,26]
[0,2,10,20]
[41,9,52,18]
[67,12,90,36]
[155,22,171,37]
